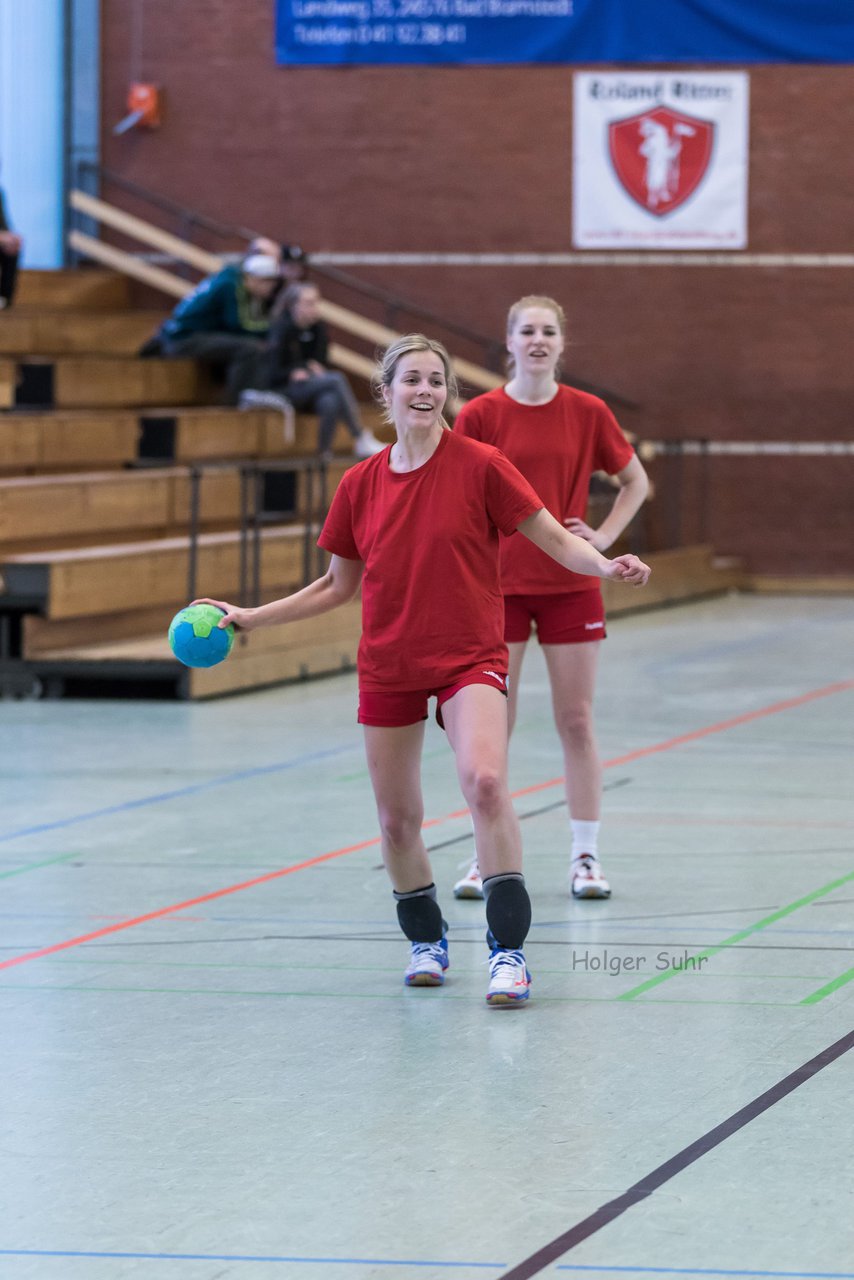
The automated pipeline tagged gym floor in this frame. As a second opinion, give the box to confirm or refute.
[2,593,853,1280]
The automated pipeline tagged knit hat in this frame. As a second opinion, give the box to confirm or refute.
[242,254,281,279]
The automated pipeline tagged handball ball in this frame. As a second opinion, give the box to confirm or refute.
[168,603,234,669]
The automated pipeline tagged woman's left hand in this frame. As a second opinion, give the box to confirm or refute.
[565,517,610,552]
[606,554,652,586]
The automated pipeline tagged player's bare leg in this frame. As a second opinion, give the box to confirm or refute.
[364,722,448,985]
[442,684,531,1004]
[542,640,610,898]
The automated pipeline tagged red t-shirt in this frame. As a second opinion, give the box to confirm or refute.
[317,430,542,691]
[454,384,635,595]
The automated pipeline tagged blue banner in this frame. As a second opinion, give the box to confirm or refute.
[275,0,854,65]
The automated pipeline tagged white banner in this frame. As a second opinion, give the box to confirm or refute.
[572,72,749,250]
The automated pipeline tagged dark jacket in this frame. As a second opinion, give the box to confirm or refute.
[271,315,330,378]
[161,265,273,340]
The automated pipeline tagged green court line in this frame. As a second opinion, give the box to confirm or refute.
[800,965,854,1004]
[0,851,80,881]
[0,981,797,1007]
[617,869,854,1001]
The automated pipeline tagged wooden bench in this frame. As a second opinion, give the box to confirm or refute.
[10,355,216,410]
[0,459,350,548]
[0,408,374,473]
[24,599,362,701]
[0,410,141,472]
[137,409,374,463]
[0,310,165,357]
[2,523,315,623]
[0,358,14,409]
[14,269,131,310]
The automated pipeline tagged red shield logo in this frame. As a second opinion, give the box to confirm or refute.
[608,107,714,217]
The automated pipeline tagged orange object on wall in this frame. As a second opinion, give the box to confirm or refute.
[127,83,162,128]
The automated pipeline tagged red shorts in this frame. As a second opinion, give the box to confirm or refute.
[358,667,509,729]
[504,591,606,645]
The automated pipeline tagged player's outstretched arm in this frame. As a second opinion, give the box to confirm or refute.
[193,554,364,630]
[517,508,651,586]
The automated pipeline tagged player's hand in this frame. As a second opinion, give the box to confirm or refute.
[565,517,610,552]
[605,555,651,586]
[191,597,255,629]
[290,368,310,382]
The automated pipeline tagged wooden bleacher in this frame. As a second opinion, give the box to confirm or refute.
[0,459,350,550]
[0,266,377,698]
[0,404,339,474]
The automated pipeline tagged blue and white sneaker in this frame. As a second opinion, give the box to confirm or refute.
[404,937,449,987]
[486,947,531,1005]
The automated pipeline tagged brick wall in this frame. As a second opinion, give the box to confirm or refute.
[100,1,854,575]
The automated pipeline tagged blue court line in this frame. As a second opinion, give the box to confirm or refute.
[0,746,351,845]
[0,1249,504,1268]
[556,1268,854,1278]
[1,1259,851,1278]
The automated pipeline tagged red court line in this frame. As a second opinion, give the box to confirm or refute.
[1,677,851,973]
[507,678,854,801]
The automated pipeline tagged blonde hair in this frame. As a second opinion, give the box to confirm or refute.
[505,295,567,377]
[372,334,459,427]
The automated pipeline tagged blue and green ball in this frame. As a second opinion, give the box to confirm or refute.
[168,603,234,669]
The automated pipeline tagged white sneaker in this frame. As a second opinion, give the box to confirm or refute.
[571,853,611,899]
[404,938,449,987]
[354,429,385,458]
[238,389,295,442]
[453,859,484,900]
[238,388,292,413]
[486,948,531,1005]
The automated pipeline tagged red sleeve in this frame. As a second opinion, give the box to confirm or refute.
[317,473,362,560]
[453,397,484,441]
[484,449,543,536]
[593,403,635,475]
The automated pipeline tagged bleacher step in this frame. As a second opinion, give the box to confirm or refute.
[14,269,131,310]
[26,600,362,701]
[0,310,166,356]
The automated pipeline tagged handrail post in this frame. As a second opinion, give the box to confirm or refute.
[239,465,251,608]
[187,466,202,603]
[252,468,263,608]
[302,463,313,587]
[317,460,328,579]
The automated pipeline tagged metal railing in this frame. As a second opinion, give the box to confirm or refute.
[70,161,639,407]
[186,458,330,609]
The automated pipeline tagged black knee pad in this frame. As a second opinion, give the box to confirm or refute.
[394,884,445,943]
[483,873,531,951]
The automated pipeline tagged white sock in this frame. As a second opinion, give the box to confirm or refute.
[571,819,600,862]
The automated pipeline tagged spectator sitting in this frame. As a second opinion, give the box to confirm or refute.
[248,237,308,289]
[240,281,384,460]
[0,183,23,311]
[149,253,282,402]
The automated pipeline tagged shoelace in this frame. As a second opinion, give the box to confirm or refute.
[573,854,599,879]
[489,949,525,975]
[412,942,444,965]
